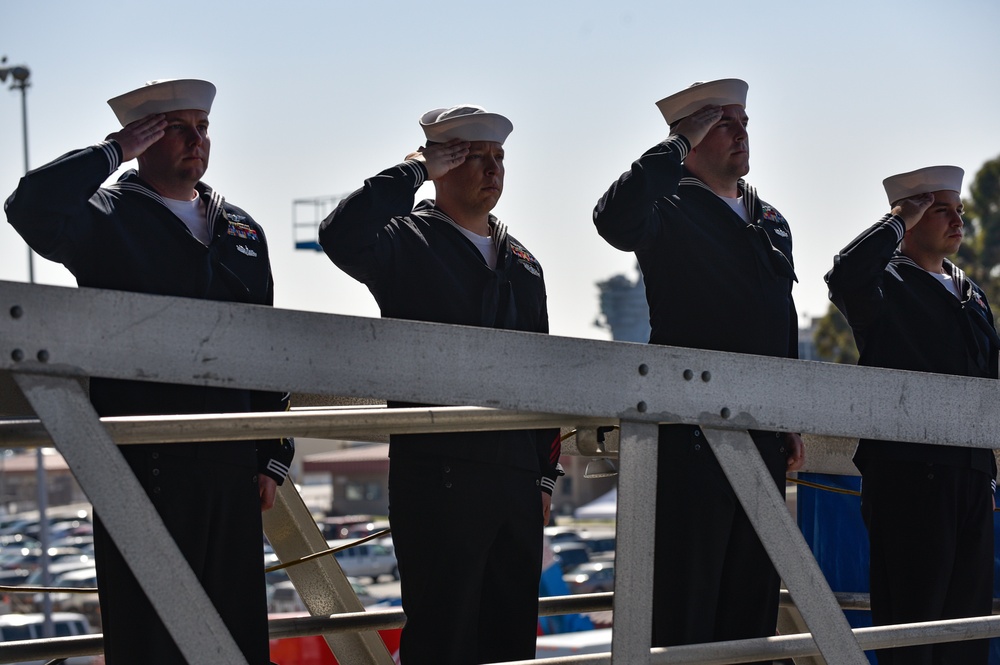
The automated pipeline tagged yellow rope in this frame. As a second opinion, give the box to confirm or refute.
[265,528,391,573]
[787,476,861,497]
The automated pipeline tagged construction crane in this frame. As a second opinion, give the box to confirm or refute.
[292,194,349,251]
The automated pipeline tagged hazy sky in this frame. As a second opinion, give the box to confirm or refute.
[2,0,998,340]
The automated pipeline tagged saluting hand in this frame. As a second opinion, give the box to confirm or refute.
[106,113,168,162]
[893,193,935,230]
[785,432,805,472]
[671,104,724,149]
[406,138,471,180]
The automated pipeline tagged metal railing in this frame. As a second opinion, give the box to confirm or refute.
[3,278,1000,664]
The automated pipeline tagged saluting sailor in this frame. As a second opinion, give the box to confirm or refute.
[827,165,998,665]
[319,105,563,665]
[592,78,804,658]
[5,78,293,665]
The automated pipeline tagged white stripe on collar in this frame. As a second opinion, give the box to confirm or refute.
[679,176,756,221]
[889,253,970,295]
[419,206,508,248]
[107,178,227,233]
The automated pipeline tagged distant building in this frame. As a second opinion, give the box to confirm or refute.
[302,443,390,516]
[595,268,650,343]
[798,317,820,361]
[0,450,88,513]
[596,268,821,362]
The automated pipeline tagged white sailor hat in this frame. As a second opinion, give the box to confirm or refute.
[107,79,216,126]
[883,165,964,205]
[419,105,513,144]
[655,78,749,126]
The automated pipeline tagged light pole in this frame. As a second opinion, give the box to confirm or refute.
[1,57,50,637]
[0,58,33,282]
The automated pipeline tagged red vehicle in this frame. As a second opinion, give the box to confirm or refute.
[269,614,401,665]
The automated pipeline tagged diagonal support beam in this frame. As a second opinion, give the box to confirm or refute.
[610,421,659,664]
[262,481,394,664]
[12,373,248,665]
[700,426,867,665]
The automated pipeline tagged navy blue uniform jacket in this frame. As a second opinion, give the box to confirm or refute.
[319,160,561,490]
[826,213,998,477]
[4,140,293,480]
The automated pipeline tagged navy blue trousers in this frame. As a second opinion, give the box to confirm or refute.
[94,442,270,665]
[389,455,543,664]
[862,460,993,665]
[652,425,787,664]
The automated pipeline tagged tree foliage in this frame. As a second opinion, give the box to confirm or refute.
[813,304,859,365]
[956,155,1000,322]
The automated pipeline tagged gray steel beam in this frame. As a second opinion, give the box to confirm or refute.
[610,421,659,664]
[262,481,394,664]
[11,373,248,665]
[2,280,1000,450]
[5,281,999,663]
[0,406,609,447]
[0,593,618,664]
[700,427,867,664]
[5,595,1000,665]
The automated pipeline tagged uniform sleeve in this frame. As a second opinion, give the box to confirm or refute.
[318,160,427,287]
[4,141,122,265]
[537,429,564,495]
[592,135,690,252]
[825,213,906,332]
[253,391,295,485]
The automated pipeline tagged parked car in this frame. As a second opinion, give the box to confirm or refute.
[30,566,99,621]
[268,580,306,614]
[543,526,586,544]
[326,539,398,582]
[0,535,40,550]
[578,530,616,556]
[24,559,94,587]
[344,520,391,539]
[563,561,615,594]
[550,542,590,574]
[320,515,378,541]
[0,568,30,589]
[1,548,88,572]
[0,611,96,664]
[49,536,94,555]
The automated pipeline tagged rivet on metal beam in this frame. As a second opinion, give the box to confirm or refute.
[720,407,731,419]
[36,349,49,363]
[683,369,694,380]
[638,363,649,376]
[11,349,24,362]
[637,401,647,413]
[9,305,23,319]
[701,371,712,382]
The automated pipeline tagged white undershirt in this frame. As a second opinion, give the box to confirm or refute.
[446,219,497,269]
[162,195,211,245]
[718,194,750,223]
[928,270,961,299]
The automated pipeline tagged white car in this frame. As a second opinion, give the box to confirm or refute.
[326,539,398,582]
[0,612,96,664]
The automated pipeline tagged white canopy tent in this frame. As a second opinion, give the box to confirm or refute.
[573,488,617,520]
